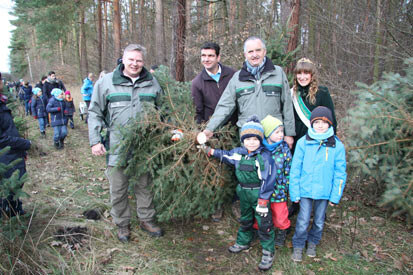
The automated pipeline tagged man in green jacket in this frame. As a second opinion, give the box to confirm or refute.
[88,44,163,242]
[200,36,296,148]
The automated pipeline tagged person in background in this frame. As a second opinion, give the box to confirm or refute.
[81,73,94,123]
[0,75,31,217]
[35,75,47,90]
[30,87,48,138]
[21,81,32,116]
[63,91,76,129]
[46,88,67,150]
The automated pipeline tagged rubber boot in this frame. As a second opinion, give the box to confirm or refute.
[54,141,60,149]
[274,229,287,247]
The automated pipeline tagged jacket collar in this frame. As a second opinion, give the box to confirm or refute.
[239,57,275,81]
[201,63,230,81]
[112,64,153,85]
[305,134,336,147]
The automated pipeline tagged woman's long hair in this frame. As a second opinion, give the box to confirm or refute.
[293,58,319,105]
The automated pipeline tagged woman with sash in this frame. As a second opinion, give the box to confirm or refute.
[290,58,337,151]
[288,58,337,217]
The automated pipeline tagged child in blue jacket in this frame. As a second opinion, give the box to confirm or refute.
[202,115,277,271]
[46,88,67,149]
[30,87,48,138]
[290,106,346,261]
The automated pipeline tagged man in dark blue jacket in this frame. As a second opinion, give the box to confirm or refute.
[0,77,31,217]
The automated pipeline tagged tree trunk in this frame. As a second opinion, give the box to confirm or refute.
[80,7,88,76]
[73,23,82,82]
[228,0,236,35]
[155,0,166,65]
[138,0,145,43]
[113,0,122,60]
[175,0,186,82]
[97,0,103,73]
[373,0,382,81]
[129,0,136,42]
[207,1,214,39]
[286,0,300,74]
[103,0,109,70]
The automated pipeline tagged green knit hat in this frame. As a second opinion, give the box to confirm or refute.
[261,115,283,138]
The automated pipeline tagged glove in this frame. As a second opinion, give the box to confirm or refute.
[57,107,61,111]
[202,146,212,157]
[33,116,38,119]
[255,199,269,217]
[171,129,184,141]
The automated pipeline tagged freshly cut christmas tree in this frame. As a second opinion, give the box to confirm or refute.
[117,67,239,222]
[345,58,413,224]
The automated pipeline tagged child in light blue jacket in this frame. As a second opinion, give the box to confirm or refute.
[290,106,346,261]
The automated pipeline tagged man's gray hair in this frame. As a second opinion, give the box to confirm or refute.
[243,36,266,53]
[123,44,147,58]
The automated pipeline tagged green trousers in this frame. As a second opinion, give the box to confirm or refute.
[235,184,275,253]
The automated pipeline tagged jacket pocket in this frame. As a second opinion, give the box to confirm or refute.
[235,86,255,99]
[263,85,282,97]
[262,84,282,97]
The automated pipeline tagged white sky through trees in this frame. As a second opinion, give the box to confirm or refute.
[0,0,14,73]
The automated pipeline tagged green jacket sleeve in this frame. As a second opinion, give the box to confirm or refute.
[280,68,295,136]
[205,76,237,132]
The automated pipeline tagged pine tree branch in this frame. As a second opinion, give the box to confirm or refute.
[348,138,413,150]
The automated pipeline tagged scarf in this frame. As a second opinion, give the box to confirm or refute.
[263,138,283,152]
[308,127,334,141]
[246,57,266,80]
[47,77,57,84]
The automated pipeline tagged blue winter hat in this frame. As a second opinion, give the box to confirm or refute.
[240,115,264,143]
[51,88,63,98]
[32,87,42,96]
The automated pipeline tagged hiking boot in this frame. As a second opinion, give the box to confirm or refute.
[231,200,241,221]
[291,247,303,262]
[228,243,249,253]
[274,229,287,247]
[211,207,223,222]
[54,141,60,149]
[258,249,274,271]
[40,131,46,138]
[306,242,317,257]
[59,139,65,149]
[117,225,130,243]
[140,220,163,237]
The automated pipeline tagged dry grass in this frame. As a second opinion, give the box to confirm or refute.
[1,93,412,274]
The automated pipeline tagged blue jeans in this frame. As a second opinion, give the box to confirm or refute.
[38,117,46,132]
[292,198,328,248]
[53,125,67,142]
[24,100,30,115]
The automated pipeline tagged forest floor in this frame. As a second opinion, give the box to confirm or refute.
[2,88,412,275]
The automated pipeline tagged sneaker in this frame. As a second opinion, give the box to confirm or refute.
[228,243,249,253]
[274,229,287,247]
[211,207,223,222]
[231,200,241,221]
[140,220,163,237]
[306,242,317,257]
[117,225,130,243]
[258,249,274,271]
[291,247,303,262]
